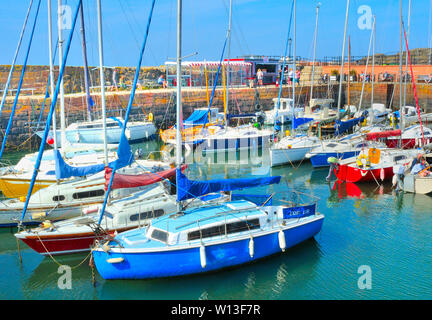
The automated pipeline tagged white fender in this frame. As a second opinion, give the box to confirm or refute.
[392,174,398,187]
[278,230,286,252]
[125,128,131,139]
[249,236,254,258]
[200,244,206,269]
[380,168,385,181]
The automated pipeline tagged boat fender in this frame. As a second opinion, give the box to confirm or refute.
[41,220,52,229]
[278,230,286,252]
[31,211,48,220]
[249,236,254,258]
[380,168,385,181]
[83,206,99,215]
[106,257,124,264]
[125,128,131,139]
[392,174,398,187]
[327,156,338,164]
[200,244,207,269]
[148,112,153,122]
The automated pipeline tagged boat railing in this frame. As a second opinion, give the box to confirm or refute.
[174,190,319,234]
[270,190,319,208]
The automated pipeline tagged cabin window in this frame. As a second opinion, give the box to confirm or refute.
[151,228,169,243]
[52,195,65,201]
[187,218,260,241]
[129,209,165,222]
[72,189,105,200]
[326,143,338,148]
[394,155,406,162]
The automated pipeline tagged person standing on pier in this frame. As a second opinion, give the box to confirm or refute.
[256,68,264,86]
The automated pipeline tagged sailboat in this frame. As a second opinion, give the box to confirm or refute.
[0,1,119,198]
[91,0,324,280]
[269,0,321,167]
[37,116,157,148]
[13,0,225,255]
[2,0,170,228]
[160,0,273,155]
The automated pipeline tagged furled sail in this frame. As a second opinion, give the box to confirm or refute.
[366,129,401,141]
[104,164,187,190]
[54,134,133,179]
[335,117,364,136]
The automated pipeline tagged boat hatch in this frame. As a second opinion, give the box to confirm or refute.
[326,143,338,148]
[226,201,256,211]
[187,218,260,241]
[150,228,169,244]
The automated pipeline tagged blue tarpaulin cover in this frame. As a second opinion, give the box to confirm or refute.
[176,170,281,201]
[54,134,133,179]
[183,110,209,127]
[335,117,364,136]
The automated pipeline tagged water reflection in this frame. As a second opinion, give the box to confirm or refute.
[98,239,322,300]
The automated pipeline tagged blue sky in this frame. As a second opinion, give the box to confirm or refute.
[0,0,430,67]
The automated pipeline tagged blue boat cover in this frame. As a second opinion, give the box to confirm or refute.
[54,134,133,179]
[176,170,281,201]
[183,110,209,127]
[293,117,314,129]
[335,117,364,136]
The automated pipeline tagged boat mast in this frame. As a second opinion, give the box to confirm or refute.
[348,36,351,108]
[176,0,183,211]
[48,0,59,183]
[358,18,374,116]
[337,0,350,119]
[310,2,320,103]
[0,0,33,115]
[48,0,57,149]
[58,0,67,149]
[79,2,92,122]
[291,0,296,136]
[402,0,411,131]
[225,0,232,127]
[96,0,108,165]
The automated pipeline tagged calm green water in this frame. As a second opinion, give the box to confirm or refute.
[1,140,432,300]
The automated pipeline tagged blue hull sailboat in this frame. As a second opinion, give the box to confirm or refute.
[92,198,324,279]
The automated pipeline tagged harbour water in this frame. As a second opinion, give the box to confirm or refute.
[1,140,432,300]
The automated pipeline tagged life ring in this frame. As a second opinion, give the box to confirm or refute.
[356,154,370,168]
